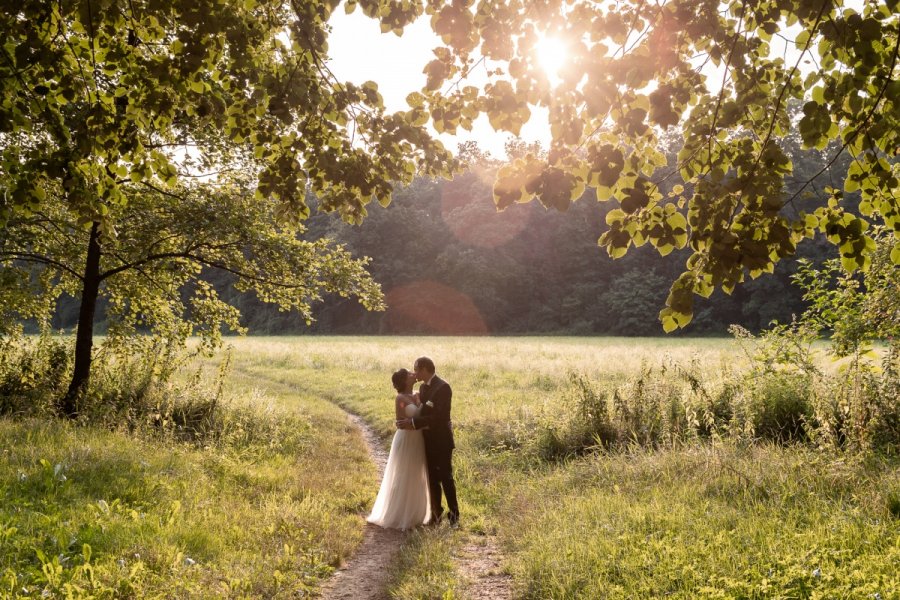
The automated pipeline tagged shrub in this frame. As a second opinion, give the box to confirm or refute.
[537,365,731,459]
[746,371,812,443]
[0,332,305,454]
[0,331,70,416]
[568,372,617,450]
[808,347,900,453]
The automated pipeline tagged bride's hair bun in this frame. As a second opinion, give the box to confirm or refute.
[391,368,409,392]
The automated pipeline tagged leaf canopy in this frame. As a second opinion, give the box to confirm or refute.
[404,0,899,327]
[3,0,899,331]
[0,0,454,231]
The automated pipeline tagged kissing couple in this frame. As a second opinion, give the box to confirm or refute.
[367,356,459,530]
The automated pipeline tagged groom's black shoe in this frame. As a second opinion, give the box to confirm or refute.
[447,513,459,528]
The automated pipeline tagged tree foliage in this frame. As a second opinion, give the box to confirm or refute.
[3,0,899,359]
[0,0,450,411]
[365,0,900,330]
[0,176,384,414]
[792,229,900,357]
[1,0,454,227]
[1,178,383,340]
[221,161,821,336]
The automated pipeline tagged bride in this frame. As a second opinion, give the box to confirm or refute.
[367,368,431,530]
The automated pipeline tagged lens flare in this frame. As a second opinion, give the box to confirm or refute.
[383,280,488,335]
[441,172,530,248]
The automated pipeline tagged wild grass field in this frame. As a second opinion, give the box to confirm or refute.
[217,336,899,599]
[2,335,898,598]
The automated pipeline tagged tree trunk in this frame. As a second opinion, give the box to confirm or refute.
[61,221,102,418]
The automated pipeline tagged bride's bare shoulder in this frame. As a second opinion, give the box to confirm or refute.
[396,392,418,405]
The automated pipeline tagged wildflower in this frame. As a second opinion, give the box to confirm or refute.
[183,557,197,566]
[812,568,821,578]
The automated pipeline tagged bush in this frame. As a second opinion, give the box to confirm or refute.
[568,372,617,450]
[0,332,70,416]
[524,364,731,460]
[746,371,812,443]
[807,347,900,453]
[493,341,894,463]
[732,319,900,453]
[0,332,305,455]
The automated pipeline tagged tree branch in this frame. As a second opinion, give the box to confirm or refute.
[782,32,900,207]
[708,3,745,161]
[98,248,311,291]
[0,251,84,280]
[99,250,192,281]
[746,0,829,178]
[140,181,191,203]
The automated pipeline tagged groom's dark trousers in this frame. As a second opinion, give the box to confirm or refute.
[414,376,459,523]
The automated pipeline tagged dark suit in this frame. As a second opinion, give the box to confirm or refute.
[413,375,459,523]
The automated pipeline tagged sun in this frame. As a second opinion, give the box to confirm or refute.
[534,35,568,85]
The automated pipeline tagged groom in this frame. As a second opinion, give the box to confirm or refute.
[397,356,459,526]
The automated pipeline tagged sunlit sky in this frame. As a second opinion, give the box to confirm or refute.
[325,7,811,161]
[326,9,551,160]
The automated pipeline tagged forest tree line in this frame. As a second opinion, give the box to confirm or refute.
[46,133,846,337]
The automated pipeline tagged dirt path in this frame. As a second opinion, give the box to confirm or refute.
[319,409,514,600]
[458,535,514,600]
[318,411,404,600]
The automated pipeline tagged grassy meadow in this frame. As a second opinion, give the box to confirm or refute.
[0,350,378,598]
[1,336,898,598]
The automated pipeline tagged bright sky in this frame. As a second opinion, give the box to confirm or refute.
[326,9,550,160]
[325,7,816,161]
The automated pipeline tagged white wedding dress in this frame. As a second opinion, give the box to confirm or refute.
[366,401,431,530]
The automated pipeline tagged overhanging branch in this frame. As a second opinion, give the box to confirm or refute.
[0,251,85,280]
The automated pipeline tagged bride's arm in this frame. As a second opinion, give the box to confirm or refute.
[395,394,407,420]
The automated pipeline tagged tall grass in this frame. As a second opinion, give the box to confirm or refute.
[506,444,900,599]
[0,337,377,598]
[208,336,898,599]
[2,335,898,598]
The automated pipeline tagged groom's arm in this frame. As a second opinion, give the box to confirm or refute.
[412,384,451,430]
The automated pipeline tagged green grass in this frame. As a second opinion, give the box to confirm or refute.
[202,336,898,599]
[505,445,899,598]
[0,365,375,598]
[2,336,898,599]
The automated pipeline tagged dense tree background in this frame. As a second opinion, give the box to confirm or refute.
[43,138,843,337]
[5,0,895,345]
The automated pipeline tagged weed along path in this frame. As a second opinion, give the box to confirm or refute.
[318,411,404,600]
[320,408,513,600]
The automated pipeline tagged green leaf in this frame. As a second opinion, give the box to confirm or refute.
[605,208,626,226]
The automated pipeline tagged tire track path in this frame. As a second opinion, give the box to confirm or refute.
[319,411,405,600]
[320,408,514,599]
[458,534,513,600]
[234,365,514,599]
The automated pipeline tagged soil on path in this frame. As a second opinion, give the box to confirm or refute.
[458,535,514,600]
[319,410,514,600]
[318,411,402,600]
